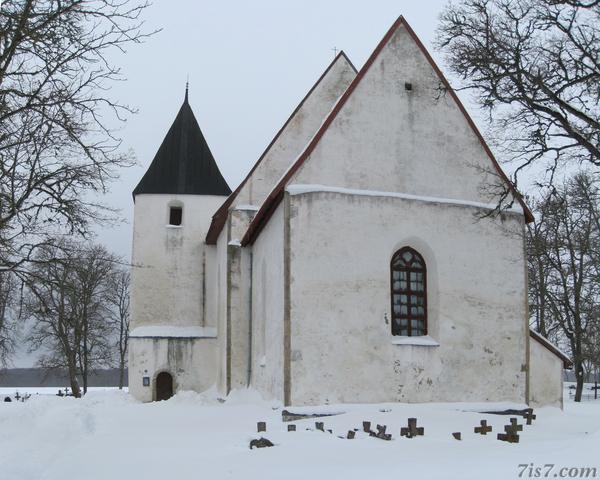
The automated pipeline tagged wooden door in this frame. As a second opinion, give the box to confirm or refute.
[155,372,173,401]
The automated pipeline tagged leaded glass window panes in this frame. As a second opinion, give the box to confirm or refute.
[390,247,427,337]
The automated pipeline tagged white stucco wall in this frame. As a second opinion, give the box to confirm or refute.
[227,209,256,390]
[249,204,285,402]
[204,245,218,330]
[529,336,564,407]
[128,337,217,402]
[130,193,227,400]
[214,228,229,394]
[131,194,227,330]
[286,191,527,405]
[292,23,519,210]
[206,55,355,395]
[233,55,356,208]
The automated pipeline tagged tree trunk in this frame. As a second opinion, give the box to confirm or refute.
[118,358,125,390]
[82,305,88,395]
[574,360,584,402]
[67,352,81,398]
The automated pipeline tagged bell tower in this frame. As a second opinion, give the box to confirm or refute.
[128,87,231,401]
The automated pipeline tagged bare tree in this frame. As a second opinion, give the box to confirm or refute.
[527,205,554,338]
[582,317,600,398]
[26,243,83,397]
[0,0,156,276]
[527,172,600,401]
[72,244,120,394]
[109,268,129,389]
[436,0,599,191]
[0,270,18,366]
[25,240,121,396]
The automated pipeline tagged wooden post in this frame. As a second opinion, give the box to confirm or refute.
[257,421,266,432]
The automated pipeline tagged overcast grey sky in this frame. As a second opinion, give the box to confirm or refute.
[96,0,464,258]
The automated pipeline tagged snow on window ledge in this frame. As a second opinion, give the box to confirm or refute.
[165,224,183,229]
[391,335,440,347]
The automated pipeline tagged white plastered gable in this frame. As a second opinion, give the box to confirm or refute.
[237,54,356,207]
[289,22,522,212]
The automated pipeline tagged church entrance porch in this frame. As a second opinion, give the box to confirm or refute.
[155,372,174,401]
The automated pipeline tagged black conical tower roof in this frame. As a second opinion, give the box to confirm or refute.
[133,89,231,198]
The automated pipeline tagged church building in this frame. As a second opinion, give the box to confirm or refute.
[128,16,570,407]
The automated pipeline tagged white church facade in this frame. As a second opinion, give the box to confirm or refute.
[128,16,570,407]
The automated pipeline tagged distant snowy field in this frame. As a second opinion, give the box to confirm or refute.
[1,387,599,480]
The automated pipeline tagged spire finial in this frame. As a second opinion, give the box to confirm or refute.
[185,74,189,103]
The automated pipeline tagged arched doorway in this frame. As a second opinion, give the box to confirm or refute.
[155,372,173,401]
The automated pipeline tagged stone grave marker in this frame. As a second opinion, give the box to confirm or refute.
[400,418,424,438]
[474,420,492,435]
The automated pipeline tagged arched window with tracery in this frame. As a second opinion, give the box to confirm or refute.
[391,247,427,336]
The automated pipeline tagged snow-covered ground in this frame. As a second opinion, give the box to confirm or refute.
[0,387,599,480]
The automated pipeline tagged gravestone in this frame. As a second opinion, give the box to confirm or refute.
[524,409,536,425]
[400,418,424,438]
[497,419,521,443]
[369,424,392,441]
[508,417,523,432]
[474,420,492,435]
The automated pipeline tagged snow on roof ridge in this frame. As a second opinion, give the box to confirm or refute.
[285,184,525,215]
